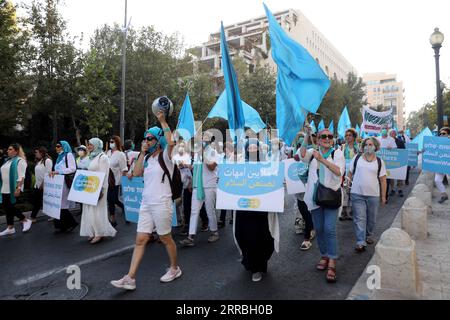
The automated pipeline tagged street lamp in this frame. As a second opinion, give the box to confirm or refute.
[430,27,445,130]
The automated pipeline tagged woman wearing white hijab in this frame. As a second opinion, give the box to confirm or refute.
[80,138,117,244]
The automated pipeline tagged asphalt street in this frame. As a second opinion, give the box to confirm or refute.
[0,170,419,300]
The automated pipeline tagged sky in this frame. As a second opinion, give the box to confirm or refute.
[15,0,450,118]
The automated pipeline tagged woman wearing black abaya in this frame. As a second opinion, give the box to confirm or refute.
[233,139,280,282]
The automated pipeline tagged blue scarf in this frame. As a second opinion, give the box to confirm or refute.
[344,142,359,160]
[56,140,72,164]
[0,157,20,204]
[318,148,334,185]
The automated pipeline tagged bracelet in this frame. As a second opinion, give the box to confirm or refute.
[163,127,171,132]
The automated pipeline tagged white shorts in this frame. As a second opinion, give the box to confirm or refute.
[137,201,173,236]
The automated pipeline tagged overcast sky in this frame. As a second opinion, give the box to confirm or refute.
[16,0,450,117]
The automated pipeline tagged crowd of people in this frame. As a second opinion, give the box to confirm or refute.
[2,115,449,289]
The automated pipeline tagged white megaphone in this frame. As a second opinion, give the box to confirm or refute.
[152,96,174,119]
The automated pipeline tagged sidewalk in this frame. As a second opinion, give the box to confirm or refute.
[347,176,450,300]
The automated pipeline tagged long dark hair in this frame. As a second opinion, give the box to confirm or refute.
[109,135,123,151]
[34,146,51,165]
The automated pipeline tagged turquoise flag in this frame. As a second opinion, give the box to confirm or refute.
[356,124,361,136]
[406,129,411,137]
[329,120,334,134]
[310,120,317,133]
[337,106,352,138]
[318,119,325,132]
[207,90,266,134]
[176,93,195,141]
[263,3,330,145]
[220,22,245,142]
[412,127,433,151]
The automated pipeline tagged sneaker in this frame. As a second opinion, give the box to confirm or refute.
[252,272,263,282]
[438,194,449,204]
[366,238,375,245]
[208,232,219,243]
[111,275,136,290]
[22,219,32,233]
[179,237,195,247]
[200,224,209,232]
[160,267,182,283]
[300,240,312,251]
[0,228,16,237]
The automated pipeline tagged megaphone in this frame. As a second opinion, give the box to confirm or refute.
[152,96,174,119]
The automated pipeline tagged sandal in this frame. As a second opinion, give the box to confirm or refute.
[355,245,366,253]
[300,240,312,251]
[326,266,337,283]
[316,257,329,271]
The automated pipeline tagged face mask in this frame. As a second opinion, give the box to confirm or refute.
[179,147,185,154]
[364,145,376,155]
[147,142,159,155]
[110,143,116,149]
[78,151,85,157]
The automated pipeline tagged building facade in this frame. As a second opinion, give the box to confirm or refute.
[188,8,357,90]
[363,72,406,129]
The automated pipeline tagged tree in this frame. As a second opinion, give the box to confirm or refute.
[0,0,29,139]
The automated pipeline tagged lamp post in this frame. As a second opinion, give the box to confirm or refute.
[430,27,445,130]
[120,0,128,143]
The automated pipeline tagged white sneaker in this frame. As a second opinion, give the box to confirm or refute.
[0,228,16,237]
[111,275,136,290]
[22,219,32,233]
[160,267,182,283]
[252,272,263,282]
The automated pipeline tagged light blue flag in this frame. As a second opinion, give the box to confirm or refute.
[264,3,330,145]
[310,120,317,133]
[220,22,245,142]
[356,124,361,136]
[176,93,195,141]
[337,106,352,139]
[328,120,334,134]
[406,129,411,137]
[207,90,266,134]
[318,119,325,132]
[412,127,433,151]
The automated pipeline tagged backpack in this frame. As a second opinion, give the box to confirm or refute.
[145,151,183,201]
[352,154,382,188]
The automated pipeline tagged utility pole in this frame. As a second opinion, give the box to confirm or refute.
[120,0,128,142]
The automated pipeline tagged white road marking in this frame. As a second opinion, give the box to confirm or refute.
[14,245,134,286]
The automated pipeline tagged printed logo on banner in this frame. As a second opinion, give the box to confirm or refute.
[287,162,307,181]
[238,198,261,209]
[73,174,101,193]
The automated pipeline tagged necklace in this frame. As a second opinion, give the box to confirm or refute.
[363,154,376,162]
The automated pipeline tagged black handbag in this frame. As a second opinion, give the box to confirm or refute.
[314,154,342,209]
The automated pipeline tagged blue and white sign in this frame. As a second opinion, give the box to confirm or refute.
[406,143,419,167]
[377,148,408,180]
[283,159,306,194]
[121,177,144,223]
[43,175,65,219]
[422,136,450,175]
[217,163,285,212]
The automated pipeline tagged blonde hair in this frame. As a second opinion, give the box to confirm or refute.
[10,143,26,160]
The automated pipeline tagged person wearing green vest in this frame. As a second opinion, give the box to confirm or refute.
[0,143,32,236]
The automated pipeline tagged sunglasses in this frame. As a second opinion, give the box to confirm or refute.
[146,136,157,142]
[439,132,448,136]
[320,134,334,140]
[56,145,62,148]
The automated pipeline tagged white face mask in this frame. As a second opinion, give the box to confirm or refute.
[364,145,376,155]
[78,151,85,157]
[110,143,116,150]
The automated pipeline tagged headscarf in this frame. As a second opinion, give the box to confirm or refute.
[245,138,260,162]
[56,140,72,164]
[144,126,167,152]
[88,138,104,160]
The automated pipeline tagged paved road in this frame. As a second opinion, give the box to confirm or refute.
[0,170,419,300]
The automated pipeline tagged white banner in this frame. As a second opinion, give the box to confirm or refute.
[361,105,393,134]
[68,170,105,206]
[283,159,306,195]
[43,175,65,219]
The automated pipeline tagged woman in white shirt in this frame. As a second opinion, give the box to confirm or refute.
[0,143,32,236]
[348,137,387,252]
[111,111,181,290]
[31,147,53,222]
[296,128,345,283]
[80,138,117,244]
[106,136,128,227]
[51,140,78,233]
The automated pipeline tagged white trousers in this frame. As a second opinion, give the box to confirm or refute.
[435,173,450,194]
[189,188,218,235]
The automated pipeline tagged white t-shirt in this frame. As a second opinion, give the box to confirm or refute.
[350,155,387,197]
[142,149,174,205]
[194,146,218,188]
[107,150,128,186]
[172,153,191,166]
[34,158,53,189]
[1,158,27,193]
[297,148,346,212]
[378,136,397,149]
